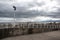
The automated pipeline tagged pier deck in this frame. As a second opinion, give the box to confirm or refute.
[1,31,60,40]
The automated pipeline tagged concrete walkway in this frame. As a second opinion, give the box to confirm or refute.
[1,31,60,40]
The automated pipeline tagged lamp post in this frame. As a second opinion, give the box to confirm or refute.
[13,6,16,27]
[12,0,16,27]
[12,0,16,35]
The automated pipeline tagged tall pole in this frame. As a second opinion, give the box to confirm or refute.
[12,0,17,35]
[13,0,15,27]
[12,0,16,27]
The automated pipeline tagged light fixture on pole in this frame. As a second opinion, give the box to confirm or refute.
[12,0,16,27]
[13,5,16,27]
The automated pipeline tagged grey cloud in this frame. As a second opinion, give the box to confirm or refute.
[0,0,45,18]
[48,8,60,17]
[15,11,40,18]
[0,11,13,17]
[28,2,45,7]
[0,0,12,2]
[0,0,60,19]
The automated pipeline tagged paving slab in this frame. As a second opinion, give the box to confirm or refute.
[1,31,60,40]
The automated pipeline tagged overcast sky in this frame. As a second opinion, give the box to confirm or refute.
[0,0,60,22]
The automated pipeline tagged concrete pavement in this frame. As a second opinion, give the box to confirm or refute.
[1,31,60,40]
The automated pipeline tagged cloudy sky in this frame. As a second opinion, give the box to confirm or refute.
[0,0,60,22]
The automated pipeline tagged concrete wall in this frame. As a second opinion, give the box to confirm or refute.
[0,22,60,39]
